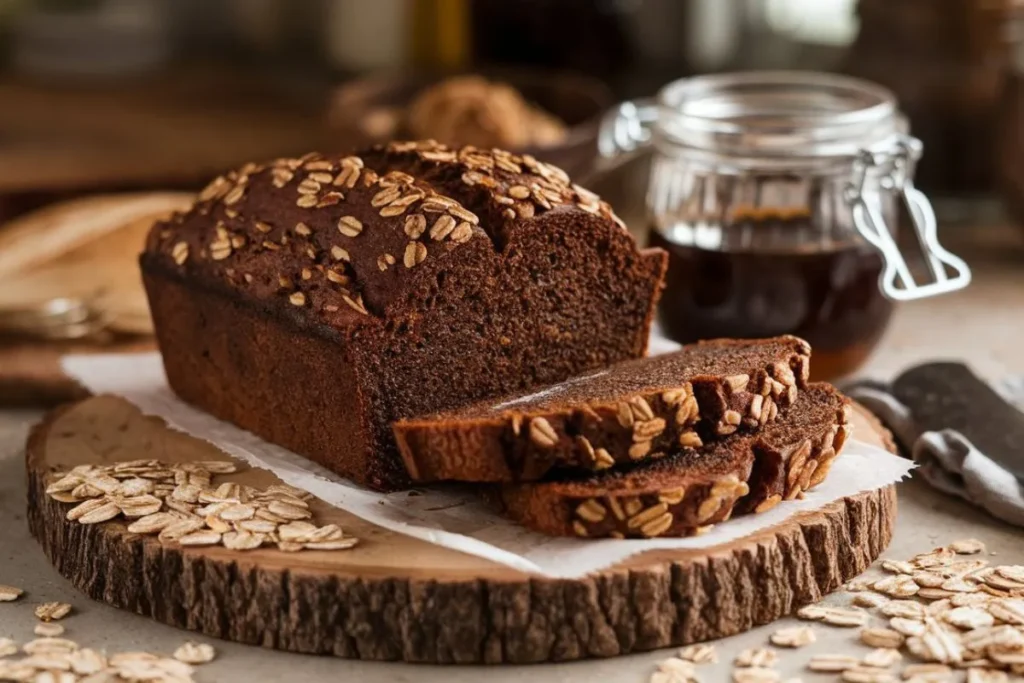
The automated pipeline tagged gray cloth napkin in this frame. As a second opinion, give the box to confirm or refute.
[846,363,1024,527]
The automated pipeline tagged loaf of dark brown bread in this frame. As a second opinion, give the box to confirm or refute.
[141,141,667,490]
[394,336,811,483]
[496,384,850,539]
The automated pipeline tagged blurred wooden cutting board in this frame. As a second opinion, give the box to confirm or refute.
[0,193,193,406]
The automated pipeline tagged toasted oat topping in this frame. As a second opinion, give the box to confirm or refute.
[151,142,635,327]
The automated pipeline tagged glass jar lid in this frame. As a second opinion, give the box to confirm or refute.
[656,71,906,161]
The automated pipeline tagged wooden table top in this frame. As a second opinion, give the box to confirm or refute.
[0,215,1021,680]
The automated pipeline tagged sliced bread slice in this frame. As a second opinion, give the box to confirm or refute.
[394,336,811,483]
[495,383,850,539]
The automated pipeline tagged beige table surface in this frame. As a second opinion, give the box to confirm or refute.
[1,225,1023,682]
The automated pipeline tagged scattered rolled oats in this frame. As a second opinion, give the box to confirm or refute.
[33,623,65,637]
[771,541,1024,683]
[0,585,23,602]
[304,538,359,551]
[845,578,874,592]
[951,539,986,555]
[732,648,777,669]
[650,672,688,683]
[952,593,992,608]
[996,566,1024,584]
[918,588,956,601]
[841,666,895,682]
[173,642,216,665]
[901,662,953,681]
[22,637,78,655]
[732,667,780,683]
[882,560,916,575]
[70,648,108,675]
[913,572,947,589]
[0,629,214,683]
[988,598,1024,626]
[905,626,964,665]
[861,627,905,649]
[942,576,980,593]
[678,643,717,664]
[650,665,694,683]
[178,530,222,547]
[44,459,359,556]
[882,601,927,620]
[854,592,890,609]
[874,575,920,598]
[945,606,995,630]
[808,654,861,672]
[863,647,902,668]
[818,607,869,627]
[796,604,828,621]
[770,626,816,648]
[34,602,72,622]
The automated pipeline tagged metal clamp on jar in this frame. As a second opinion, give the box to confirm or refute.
[599,71,971,380]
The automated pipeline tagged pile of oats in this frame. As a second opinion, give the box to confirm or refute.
[646,538,1024,683]
[45,460,358,553]
[0,594,217,682]
[797,538,1024,682]
[0,637,216,682]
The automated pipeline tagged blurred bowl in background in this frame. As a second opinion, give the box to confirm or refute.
[326,69,612,180]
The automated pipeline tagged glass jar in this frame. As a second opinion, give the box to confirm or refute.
[599,71,971,380]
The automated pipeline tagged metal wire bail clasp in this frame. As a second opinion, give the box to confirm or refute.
[596,98,660,170]
[845,136,972,301]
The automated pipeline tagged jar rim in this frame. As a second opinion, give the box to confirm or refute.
[656,71,904,159]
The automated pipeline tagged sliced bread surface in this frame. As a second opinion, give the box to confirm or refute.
[394,336,811,483]
[496,383,850,539]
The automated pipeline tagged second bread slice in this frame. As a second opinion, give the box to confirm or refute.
[394,336,810,483]
[496,383,851,539]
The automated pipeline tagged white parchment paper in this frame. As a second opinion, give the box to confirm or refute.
[61,350,914,579]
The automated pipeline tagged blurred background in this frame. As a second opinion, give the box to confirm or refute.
[2,0,1021,216]
[0,0,1022,398]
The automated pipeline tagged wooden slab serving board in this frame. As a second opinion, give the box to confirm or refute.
[25,396,898,664]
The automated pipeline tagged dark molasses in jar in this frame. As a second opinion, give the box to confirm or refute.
[600,72,971,381]
[649,209,893,381]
